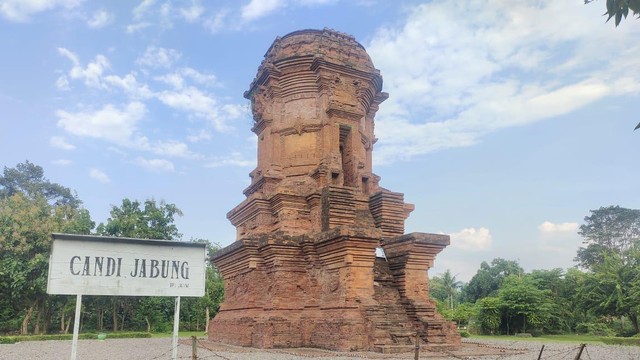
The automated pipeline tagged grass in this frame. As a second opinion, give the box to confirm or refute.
[151,331,207,338]
[0,332,151,344]
[469,334,605,344]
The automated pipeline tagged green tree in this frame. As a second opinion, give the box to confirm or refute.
[498,275,554,334]
[585,0,640,26]
[576,206,640,270]
[0,193,93,334]
[0,162,92,335]
[430,269,462,309]
[183,239,224,332]
[95,198,183,332]
[476,297,501,334]
[441,270,461,310]
[463,258,523,303]
[577,251,640,333]
[96,198,183,240]
[451,302,476,328]
[0,161,80,208]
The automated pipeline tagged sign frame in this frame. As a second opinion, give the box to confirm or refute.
[47,233,207,360]
[47,233,207,297]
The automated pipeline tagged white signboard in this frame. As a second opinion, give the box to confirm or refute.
[47,234,206,297]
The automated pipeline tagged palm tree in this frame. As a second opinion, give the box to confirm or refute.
[441,270,462,310]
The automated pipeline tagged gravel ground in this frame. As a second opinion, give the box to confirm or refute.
[1,337,639,360]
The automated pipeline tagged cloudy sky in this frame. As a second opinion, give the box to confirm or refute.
[1,0,638,281]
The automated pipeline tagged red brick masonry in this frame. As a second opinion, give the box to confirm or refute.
[208,29,460,352]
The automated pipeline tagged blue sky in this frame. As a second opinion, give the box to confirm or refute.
[1,0,638,281]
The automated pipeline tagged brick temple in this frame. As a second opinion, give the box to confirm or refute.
[208,28,460,352]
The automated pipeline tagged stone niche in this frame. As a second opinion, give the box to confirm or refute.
[208,28,460,353]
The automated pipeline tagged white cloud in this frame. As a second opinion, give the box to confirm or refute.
[240,0,335,21]
[103,73,154,99]
[155,73,185,89]
[449,227,492,251]
[132,0,156,20]
[55,75,70,90]
[55,46,244,146]
[89,168,110,183]
[181,67,217,86]
[366,0,640,164]
[187,129,211,142]
[241,0,285,21]
[203,10,227,33]
[136,46,182,69]
[537,221,581,255]
[87,9,113,29]
[538,221,579,234]
[0,0,81,22]
[56,102,146,144]
[135,157,175,172]
[57,47,79,66]
[179,0,203,23]
[156,86,241,131]
[151,140,196,158]
[126,22,151,34]
[57,47,110,88]
[154,68,218,90]
[50,136,75,150]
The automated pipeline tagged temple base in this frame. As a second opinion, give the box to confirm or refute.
[208,229,460,352]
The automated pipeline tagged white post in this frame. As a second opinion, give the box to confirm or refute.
[172,296,181,360]
[70,294,82,360]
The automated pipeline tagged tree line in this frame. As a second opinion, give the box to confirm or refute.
[430,205,640,337]
[0,161,224,335]
[3,160,639,338]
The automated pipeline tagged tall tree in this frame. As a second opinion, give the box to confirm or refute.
[577,250,640,334]
[96,198,183,240]
[0,162,92,334]
[440,270,461,310]
[463,258,523,303]
[476,297,502,334]
[0,193,93,334]
[576,205,640,270]
[0,161,80,208]
[96,198,183,331]
[498,275,554,334]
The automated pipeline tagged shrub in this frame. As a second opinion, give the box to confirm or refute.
[529,329,543,337]
[575,322,615,337]
[0,337,16,344]
[458,330,470,338]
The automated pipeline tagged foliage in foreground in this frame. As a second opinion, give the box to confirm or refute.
[585,0,640,27]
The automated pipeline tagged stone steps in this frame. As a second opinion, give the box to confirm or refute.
[366,258,422,348]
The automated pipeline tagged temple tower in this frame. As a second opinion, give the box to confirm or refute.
[208,29,460,352]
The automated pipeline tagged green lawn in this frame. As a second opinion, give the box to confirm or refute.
[470,334,605,344]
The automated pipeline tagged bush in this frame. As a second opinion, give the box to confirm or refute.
[458,330,470,338]
[601,337,640,346]
[575,322,615,337]
[0,337,16,344]
[529,329,543,337]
